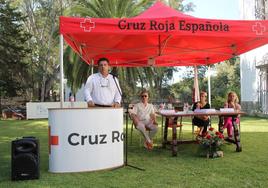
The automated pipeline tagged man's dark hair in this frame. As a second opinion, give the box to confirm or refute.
[97,57,110,65]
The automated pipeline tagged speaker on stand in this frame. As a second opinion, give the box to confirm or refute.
[11,136,40,181]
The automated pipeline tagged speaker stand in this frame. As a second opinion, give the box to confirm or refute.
[124,111,145,171]
[112,76,145,171]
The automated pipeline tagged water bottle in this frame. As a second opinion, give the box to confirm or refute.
[183,103,189,113]
[159,103,164,110]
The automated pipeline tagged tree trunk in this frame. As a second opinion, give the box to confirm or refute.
[40,74,47,102]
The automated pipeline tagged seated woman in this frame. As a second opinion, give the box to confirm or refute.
[223,91,241,140]
[192,91,210,136]
[130,90,158,150]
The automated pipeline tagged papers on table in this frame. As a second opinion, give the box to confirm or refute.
[219,108,235,112]
[159,110,176,114]
[158,108,242,117]
[160,109,218,115]
[159,109,192,115]
[194,109,216,113]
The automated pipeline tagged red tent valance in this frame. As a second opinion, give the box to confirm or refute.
[60,2,268,67]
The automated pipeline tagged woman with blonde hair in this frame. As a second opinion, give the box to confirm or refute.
[223,91,241,140]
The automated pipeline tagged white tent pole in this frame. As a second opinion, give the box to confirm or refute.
[194,66,200,102]
[208,65,211,106]
[60,34,64,108]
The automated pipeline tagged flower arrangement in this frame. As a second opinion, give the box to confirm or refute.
[197,127,225,158]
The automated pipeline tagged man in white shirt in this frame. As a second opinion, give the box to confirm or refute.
[84,58,121,107]
[130,90,158,150]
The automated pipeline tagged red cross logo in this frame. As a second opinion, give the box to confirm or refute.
[48,126,59,154]
[80,18,95,32]
[252,22,266,35]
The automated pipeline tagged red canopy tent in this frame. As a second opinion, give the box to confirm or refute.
[60,1,268,67]
[58,2,268,106]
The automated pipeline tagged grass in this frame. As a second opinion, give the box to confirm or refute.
[0,116,268,188]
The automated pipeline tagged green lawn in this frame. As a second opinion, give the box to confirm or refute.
[0,116,268,188]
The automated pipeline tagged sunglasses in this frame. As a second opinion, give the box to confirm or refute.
[141,95,148,98]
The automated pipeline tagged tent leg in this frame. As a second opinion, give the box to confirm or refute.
[60,34,64,108]
[208,65,211,106]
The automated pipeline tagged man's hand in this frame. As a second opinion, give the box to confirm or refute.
[87,101,95,107]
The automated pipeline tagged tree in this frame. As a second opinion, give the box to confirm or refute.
[0,0,31,97]
[63,47,92,94]
[170,57,241,109]
[211,57,240,108]
[170,77,193,103]
[15,0,74,101]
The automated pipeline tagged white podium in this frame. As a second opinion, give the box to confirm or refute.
[48,108,124,173]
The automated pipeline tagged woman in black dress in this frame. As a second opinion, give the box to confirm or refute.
[192,91,210,136]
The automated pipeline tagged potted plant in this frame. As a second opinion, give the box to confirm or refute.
[197,127,225,158]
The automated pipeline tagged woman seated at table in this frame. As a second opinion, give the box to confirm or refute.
[223,91,241,140]
[192,91,210,136]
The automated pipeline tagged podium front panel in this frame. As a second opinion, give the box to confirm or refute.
[48,108,124,173]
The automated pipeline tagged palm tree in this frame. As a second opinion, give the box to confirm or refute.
[63,47,92,94]
[64,0,153,101]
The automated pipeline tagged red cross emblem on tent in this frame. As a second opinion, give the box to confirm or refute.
[252,22,266,35]
[49,126,59,154]
[80,18,95,32]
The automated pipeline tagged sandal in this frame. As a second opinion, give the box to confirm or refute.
[144,141,153,150]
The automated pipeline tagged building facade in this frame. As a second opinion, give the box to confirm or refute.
[240,0,268,116]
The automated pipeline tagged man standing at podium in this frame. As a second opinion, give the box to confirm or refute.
[84,58,121,107]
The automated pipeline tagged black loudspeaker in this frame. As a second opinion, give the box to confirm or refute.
[11,136,40,181]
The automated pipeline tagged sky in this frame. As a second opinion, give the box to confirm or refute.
[172,0,240,83]
[183,0,240,20]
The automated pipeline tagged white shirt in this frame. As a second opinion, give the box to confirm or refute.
[132,102,155,123]
[84,73,121,105]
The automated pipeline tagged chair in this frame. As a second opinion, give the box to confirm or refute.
[129,111,158,146]
[192,119,202,140]
[162,106,184,145]
[192,116,211,139]
[220,116,241,140]
[130,119,159,149]
[192,124,201,138]
[127,104,137,145]
[130,120,151,145]
[237,119,241,138]
[168,116,183,140]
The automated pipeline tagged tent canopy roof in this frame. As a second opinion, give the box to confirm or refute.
[60,1,268,67]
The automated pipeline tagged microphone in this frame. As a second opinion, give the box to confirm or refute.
[109,72,118,78]
[109,71,127,109]
[110,72,123,105]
